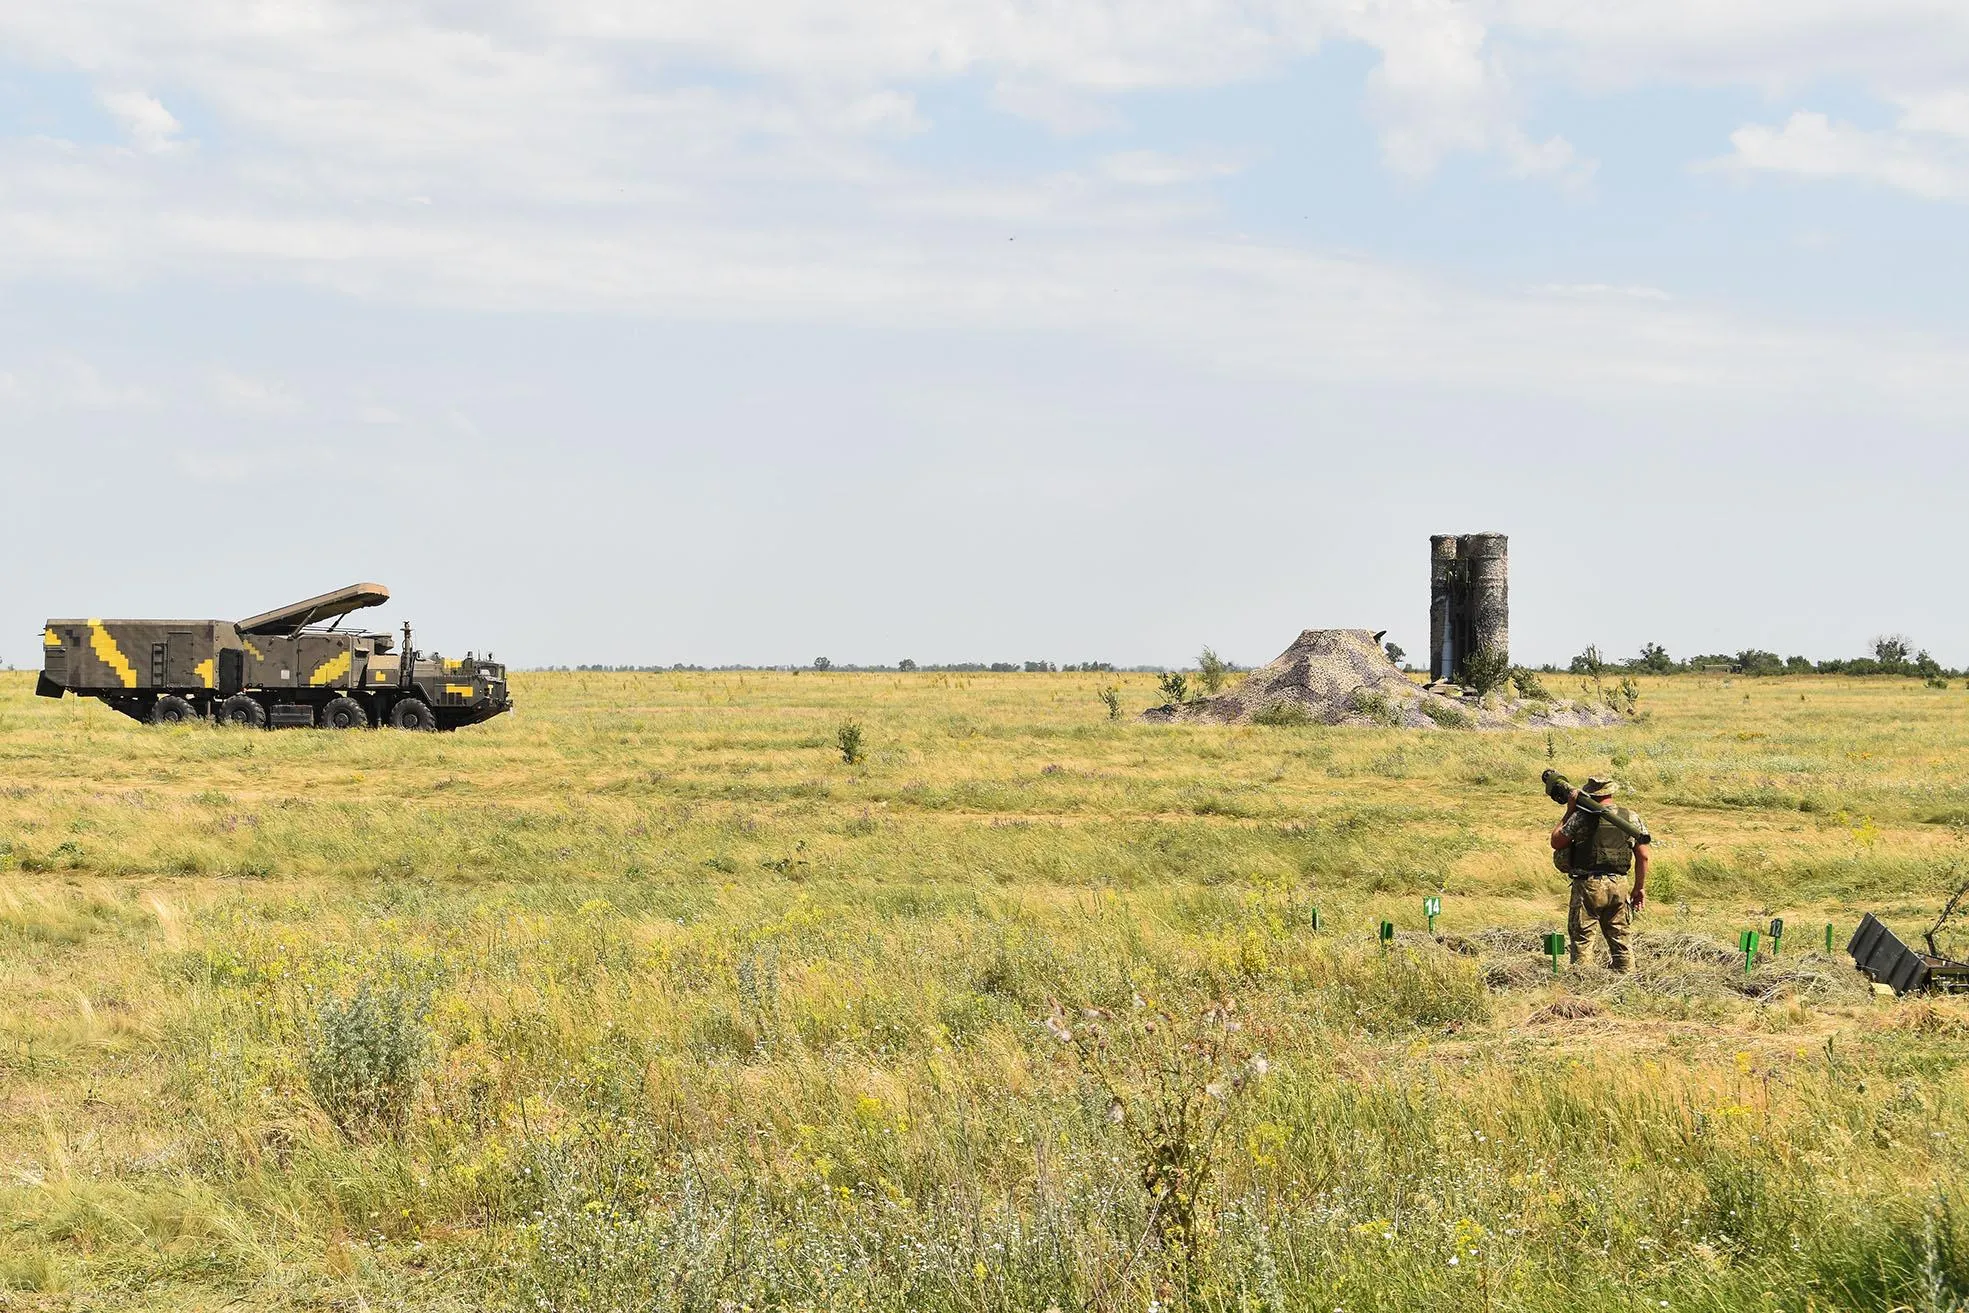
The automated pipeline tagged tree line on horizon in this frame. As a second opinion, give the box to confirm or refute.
[1553,635,1960,682]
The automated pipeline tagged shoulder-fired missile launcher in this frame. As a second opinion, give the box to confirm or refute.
[36,583,511,730]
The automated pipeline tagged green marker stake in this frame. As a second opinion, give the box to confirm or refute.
[1308,907,1321,933]
[1423,895,1442,934]
[1739,929,1760,974]
[1768,917,1784,956]
[1379,920,1395,950]
[1543,932,1566,975]
[1825,922,1835,954]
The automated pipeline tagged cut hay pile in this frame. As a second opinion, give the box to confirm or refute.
[1141,628,1620,731]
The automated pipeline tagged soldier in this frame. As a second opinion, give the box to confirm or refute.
[1550,775,1651,972]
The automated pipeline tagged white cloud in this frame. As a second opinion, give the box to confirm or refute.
[212,370,298,413]
[1343,0,1588,184]
[2,0,1969,432]
[1536,283,1672,301]
[1896,90,1969,139]
[990,79,1124,135]
[1722,110,1969,199]
[174,448,254,483]
[1097,149,1251,186]
[0,355,157,410]
[99,89,184,154]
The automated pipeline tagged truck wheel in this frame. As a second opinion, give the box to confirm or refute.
[218,694,267,728]
[389,698,436,731]
[151,694,201,726]
[322,696,370,730]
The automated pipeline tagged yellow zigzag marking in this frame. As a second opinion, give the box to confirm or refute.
[87,620,137,689]
[43,627,60,648]
[308,650,353,686]
[194,658,215,689]
[242,638,263,660]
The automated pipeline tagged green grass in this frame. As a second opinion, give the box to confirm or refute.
[1,669,1967,1310]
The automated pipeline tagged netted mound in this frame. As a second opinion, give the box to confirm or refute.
[1140,629,1620,730]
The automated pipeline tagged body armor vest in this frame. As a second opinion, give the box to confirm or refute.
[1576,807,1640,874]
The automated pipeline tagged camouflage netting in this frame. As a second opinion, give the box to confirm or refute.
[1140,628,1621,730]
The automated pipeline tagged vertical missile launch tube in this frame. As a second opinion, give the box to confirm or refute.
[1463,532,1509,667]
[1430,535,1459,682]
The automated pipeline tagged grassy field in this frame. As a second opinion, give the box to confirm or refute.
[2,668,1968,1312]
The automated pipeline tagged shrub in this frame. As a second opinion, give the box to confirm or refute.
[836,721,865,765]
[1098,687,1123,720]
[1251,699,1311,728]
[1346,689,1402,727]
[305,983,430,1137]
[1460,648,1511,696]
[1197,647,1230,695]
[1420,699,1473,729]
[1569,646,1605,677]
[1156,672,1189,705]
[1509,666,1552,700]
[1383,640,1406,667]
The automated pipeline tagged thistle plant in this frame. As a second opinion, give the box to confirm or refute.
[1045,993,1266,1262]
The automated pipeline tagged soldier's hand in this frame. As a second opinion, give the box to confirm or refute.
[1629,890,1645,913]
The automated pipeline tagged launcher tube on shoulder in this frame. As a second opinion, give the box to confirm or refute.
[1541,770,1648,841]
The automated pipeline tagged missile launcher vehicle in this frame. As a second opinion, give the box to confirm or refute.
[36,583,511,730]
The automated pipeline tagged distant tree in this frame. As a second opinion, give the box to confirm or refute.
[1734,649,1784,676]
[813,657,832,671]
[1632,642,1674,674]
[1784,655,1814,674]
[1569,646,1606,677]
[1872,635,1914,671]
[898,658,917,672]
[1197,647,1230,695]
[1384,640,1406,667]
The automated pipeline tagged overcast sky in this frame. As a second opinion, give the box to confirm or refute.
[4,3,1968,669]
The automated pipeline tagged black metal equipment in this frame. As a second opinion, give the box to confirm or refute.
[1848,913,1969,995]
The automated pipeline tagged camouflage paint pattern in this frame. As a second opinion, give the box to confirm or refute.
[37,585,510,731]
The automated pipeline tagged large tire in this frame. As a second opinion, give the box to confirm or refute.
[151,694,201,726]
[389,698,437,731]
[322,696,370,730]
[218,694,267,729]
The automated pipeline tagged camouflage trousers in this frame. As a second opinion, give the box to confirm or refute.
[1569,875,1633,971]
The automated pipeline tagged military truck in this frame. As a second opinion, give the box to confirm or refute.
[37,583,511,730]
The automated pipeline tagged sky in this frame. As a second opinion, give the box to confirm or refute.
[4,1,1969,670]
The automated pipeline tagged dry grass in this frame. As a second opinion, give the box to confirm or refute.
[1,669,1967,1309]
